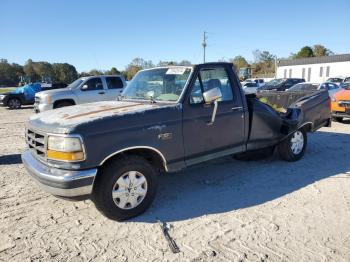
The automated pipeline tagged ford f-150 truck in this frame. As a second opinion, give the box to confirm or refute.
[21,63,331,221]
[34,75,126,113]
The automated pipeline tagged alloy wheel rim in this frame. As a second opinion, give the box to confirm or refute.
[9,99,20,109]
[112,171,148,210]
[290,131,304,155]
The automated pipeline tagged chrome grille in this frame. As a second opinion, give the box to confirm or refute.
[338,100,350,108]
[26,128,47,159]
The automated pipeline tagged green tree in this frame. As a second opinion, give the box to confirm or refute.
[52,63,78,84]
[24,59,40,82]
[229,56,249,70]
[313,44,333,57]
[294,46,314,58]
[109,67,120,75]
[251,50,276,77]
[178,60,191,66]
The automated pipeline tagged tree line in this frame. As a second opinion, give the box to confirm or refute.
[0,44,333,86]
[230,44,333,78]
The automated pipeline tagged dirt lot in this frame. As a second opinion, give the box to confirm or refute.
[0,106,350,262]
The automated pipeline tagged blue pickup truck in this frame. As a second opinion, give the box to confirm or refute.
[0,82,66,109]
[21,62,331,220]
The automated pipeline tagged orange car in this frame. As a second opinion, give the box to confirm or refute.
[331,83,350,122]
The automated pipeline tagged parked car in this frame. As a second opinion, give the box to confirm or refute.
[318,82,342,99]
[22,63,331,221]
[326,77,344,85]
[0,82,66,109]
[343,77,350,83]
[242,82,259,94]
[331,84,350,122]
[285,82,318,92]
[34,75,127,113]
[241,78,265,87]
[259,78,305,91]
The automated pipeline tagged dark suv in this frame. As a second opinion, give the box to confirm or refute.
[260,78,305,91]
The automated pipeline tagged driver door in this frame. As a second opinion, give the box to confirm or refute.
[182,65,245,165]
[75,77,107,104]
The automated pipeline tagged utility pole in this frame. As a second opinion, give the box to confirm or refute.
[202,31,207,63]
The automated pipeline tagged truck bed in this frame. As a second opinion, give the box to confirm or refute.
[244,90,331,151]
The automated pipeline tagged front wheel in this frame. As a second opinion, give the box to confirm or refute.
[278,128,307,162]
[92,155,158,221]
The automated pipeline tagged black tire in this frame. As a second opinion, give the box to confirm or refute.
[7,98,22,109]
[233,146,275,161]
[278,128,307,162]
[92,155,158,221]
[54,101,74,109]
[332,117,343,122]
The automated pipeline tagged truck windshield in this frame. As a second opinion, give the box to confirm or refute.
[122,67,192,102]
[67,79,84,89]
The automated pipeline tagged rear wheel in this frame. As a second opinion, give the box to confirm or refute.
[7,98,21,109]
[92,155,158,221]
[278,128,307,161]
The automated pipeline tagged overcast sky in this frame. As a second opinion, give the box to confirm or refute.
[1,0,349,72]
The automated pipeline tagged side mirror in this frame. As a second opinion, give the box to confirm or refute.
[81,84,88,90]
[203,87,222,104]
[202,87,222,125]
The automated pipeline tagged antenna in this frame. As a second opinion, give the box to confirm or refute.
[202,31,207,63]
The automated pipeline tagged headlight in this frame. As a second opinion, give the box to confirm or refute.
[43,94,52,104]
[0,95,5,100]
[47,135,85,161]
[331,97,336,102]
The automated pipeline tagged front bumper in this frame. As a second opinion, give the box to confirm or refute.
[34,102,53,113]
[21,150,97,197]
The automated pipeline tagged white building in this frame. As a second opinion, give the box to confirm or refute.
[276,54,350,83]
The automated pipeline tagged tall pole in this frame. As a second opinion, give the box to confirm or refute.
[202,31,207,63]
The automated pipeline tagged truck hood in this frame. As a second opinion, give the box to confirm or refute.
[334,89,350,100]
[36,87,71,97]
[28,101,161,133]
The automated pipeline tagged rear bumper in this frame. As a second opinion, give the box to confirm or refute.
[21,150,97,197]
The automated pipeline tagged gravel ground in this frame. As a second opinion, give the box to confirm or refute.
[0,106,350,262]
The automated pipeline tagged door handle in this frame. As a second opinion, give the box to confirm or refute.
[98,91,105,95]
[231,106,243,112]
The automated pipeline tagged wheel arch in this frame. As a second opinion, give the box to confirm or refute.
[299,121,313,132]
[53,99,76,108]
[99,146,168,172]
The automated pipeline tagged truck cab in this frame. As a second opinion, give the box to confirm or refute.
[34,75,126,113]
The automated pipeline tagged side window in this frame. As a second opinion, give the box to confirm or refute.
[189,77,204,104]
[106,77,123,89]
[200,68,233,102]
[319,83,326,90]
[329,83,337,90]
[285,80,294,88]
[82,78,103,91]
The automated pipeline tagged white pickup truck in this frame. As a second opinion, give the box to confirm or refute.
[34,75,127,113]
